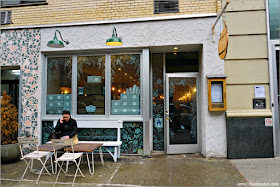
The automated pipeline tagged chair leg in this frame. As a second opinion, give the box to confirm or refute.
[76,157,85,177]
[54,161,64,186]
[58,161,68,176]
[42,157,51,175]
[30,159,34,172]
[72,157,84,186]
[36,157,51,184]
[21,159,32,181]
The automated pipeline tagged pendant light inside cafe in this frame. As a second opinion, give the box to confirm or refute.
[106,27,122,46]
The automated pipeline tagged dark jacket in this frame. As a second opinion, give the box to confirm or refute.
[55,117,78,138]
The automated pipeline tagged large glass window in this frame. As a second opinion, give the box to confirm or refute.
[77,56,105,115]
[269,0,280,40]
[45,53,142,117]
[46,57,72,115]
[111,54,141,115]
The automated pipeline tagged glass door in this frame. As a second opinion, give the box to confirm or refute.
[166,73,199,154]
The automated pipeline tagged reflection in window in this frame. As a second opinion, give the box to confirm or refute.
[1,68,20,108]
[46,57,72,115]
[169,77,197,144]
[77,56,105,115]
[111,54,141,115]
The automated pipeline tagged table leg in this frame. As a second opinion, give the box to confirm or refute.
[99,147,104,165]
[50,153,54,174]
[86,152,94,175]
[50,152,58,174]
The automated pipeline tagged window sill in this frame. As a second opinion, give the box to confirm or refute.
[154,11,179,14]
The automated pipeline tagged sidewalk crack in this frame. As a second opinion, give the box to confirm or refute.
[107,159,124,184]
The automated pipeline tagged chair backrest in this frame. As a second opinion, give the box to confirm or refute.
[51,139,75,159]
[17,137,39,158]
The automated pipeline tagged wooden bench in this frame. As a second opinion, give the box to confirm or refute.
[53,120,123,162]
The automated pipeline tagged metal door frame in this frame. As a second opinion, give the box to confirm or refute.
[165,73,200,154]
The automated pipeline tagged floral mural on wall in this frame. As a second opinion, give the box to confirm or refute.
[0,29,40,137]
[152,54,164,151]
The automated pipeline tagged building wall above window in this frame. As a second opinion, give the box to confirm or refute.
[1,0,221,28]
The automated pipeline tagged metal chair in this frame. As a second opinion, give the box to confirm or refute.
[18,137,52,184]
[51,139,84,186]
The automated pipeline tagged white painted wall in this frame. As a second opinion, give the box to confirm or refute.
[41,16,226,157]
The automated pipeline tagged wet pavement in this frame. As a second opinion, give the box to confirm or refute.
[1,153,278,186]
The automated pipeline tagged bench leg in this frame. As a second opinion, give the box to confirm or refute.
[113,147,118,162]
[104,146,118,162]
[118,146,121,158]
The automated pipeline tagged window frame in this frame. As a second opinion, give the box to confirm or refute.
[43,55,73,119]
[75,54,106,117]
[42,52,144,122]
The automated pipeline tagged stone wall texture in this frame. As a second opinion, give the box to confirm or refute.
[0,29,41,137]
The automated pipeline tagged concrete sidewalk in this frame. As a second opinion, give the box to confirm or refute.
[230,157,280,186]
[1,154,278,186]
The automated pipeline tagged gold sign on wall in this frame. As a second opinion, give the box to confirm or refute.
[218,21,229,60]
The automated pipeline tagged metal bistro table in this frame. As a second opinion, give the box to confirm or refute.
[64,143,104,175]
[30,143,65,174]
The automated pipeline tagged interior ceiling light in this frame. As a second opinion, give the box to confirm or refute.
[106,27,122,46]
[47,30,69,48]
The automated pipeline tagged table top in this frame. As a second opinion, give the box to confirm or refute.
[64,143,103,152]
[30,143,65,152]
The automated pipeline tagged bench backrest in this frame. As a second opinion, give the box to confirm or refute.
[53,120,123,142]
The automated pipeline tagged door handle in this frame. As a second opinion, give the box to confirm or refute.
[165,111,172,122]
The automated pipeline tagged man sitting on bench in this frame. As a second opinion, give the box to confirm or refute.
[50,110,79,144]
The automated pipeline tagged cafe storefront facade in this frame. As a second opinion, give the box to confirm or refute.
[1,14,227,157]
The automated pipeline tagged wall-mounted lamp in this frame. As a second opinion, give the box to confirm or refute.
[106,27,122,46]
[47,30,69,48]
